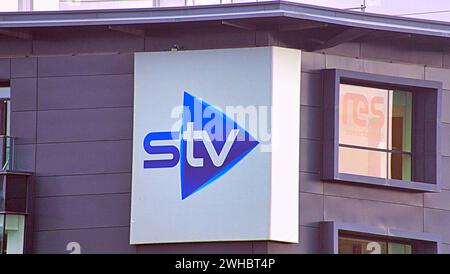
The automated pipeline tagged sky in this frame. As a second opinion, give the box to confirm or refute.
[1,0,450,23]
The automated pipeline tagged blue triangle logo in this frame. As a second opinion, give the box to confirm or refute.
[180,92,259,200]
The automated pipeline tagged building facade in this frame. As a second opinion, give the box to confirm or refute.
[0,1,449,254]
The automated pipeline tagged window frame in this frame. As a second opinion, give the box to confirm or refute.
[320,221,441,254]
[322,69,442,192]
[338,231,414,254]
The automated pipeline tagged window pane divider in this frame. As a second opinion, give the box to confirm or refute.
[338,143,412,155]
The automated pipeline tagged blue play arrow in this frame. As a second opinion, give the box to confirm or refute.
[180,92,259,200]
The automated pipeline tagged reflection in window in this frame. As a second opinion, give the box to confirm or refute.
[339,233,412,254]
[0,87,12,170]
[338,84,413,181]
[339,147,386,178]
[0,214,25,254]
[389,90,412,180]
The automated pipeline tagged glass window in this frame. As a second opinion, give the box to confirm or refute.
[338,84,413,181]
[0,214,3,254]
[0,179,4,212]
[339,147,386,178]
[0,214,25,254]
[0,88,11,171]
[339,233,413,254]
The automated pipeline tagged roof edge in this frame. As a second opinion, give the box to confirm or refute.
[0,1,448,38]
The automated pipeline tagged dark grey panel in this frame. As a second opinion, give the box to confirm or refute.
[442,90,450,123]
[37,107,132,143]
[255,30,278,47]
[324,195,424,232]
[442,243,450,254]
[267,226,319,254]
[425,190,450,211]
[361,40,444,68]
[136,242,253,254]
[326,55,425,79]
[0,37,31,57]
[363,59,425,79]
[322,42,360,58]
[442,156,450,190]
[35,140,132,176]
[426,67,450,90]
[10,78,37,111]
[300,106,321,140]
[425,208,450,244]
[33,28,144,55]
[38,74,133,110]
[324,182,424,207]
[441,123,450,156]
[145,28,255,51]
[14,144,35,172]
[11,57,37,78]
[301,52,325,73]
[445,49,450,69]
[38,53,133,77]
[34,193,130,231]
[299,172,323,194]
[325,55,363,71]
[299,192,323,227]
[300,139,320,174]
[0,58,10,80]
[11,111,36,145]
[300,72,323,107]
[252,242,268,254]
[33,226,136,254]
[35,173,131,197]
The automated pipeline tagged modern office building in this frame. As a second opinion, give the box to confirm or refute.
[0,0,449,254]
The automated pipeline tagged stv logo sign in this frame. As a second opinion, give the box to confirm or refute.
[143,92,259,200]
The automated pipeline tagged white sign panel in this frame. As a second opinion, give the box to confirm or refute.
[131,47,300,244]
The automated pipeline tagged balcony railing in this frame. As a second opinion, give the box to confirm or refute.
[0,136,15,171]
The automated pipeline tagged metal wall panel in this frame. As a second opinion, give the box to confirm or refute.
[136,242,254,254]
[38,75,133,110]
[299,192,324,228]
[11,111,37,145]
[300,72,323,107]
[35,173,131,197]
[10,78,37,111]
[37,108,132,143]
[34,193,130,231]
[33,226,136,254]
[38,54,134,77]
[324,195,424,232]
[300,106,321,140]
[33,28,144,55]
[300,139,321,174]
[324,183,424,207]
[267,226,320,254]
[35,140,132,176]
[11,57,37,79]
[425,208,450,243]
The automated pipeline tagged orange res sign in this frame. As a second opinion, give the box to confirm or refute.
[342,92,385,129]
[338,84,389,178]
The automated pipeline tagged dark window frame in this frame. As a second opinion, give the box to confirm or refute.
[338,231,414,254]
[322,69,442,192]
[320,221,441,254]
